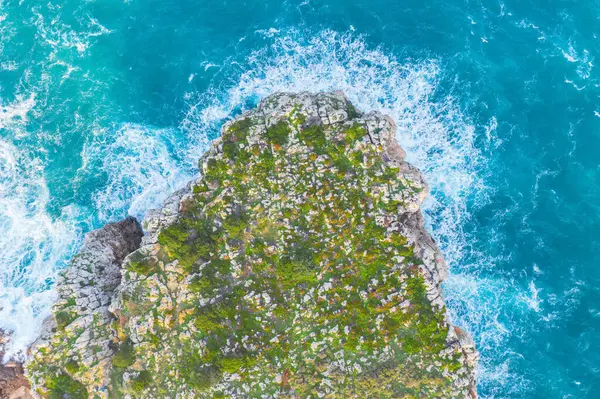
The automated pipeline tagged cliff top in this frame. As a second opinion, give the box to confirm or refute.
[25,92,477,399]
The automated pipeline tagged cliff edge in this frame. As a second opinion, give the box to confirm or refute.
[25,92,477,398]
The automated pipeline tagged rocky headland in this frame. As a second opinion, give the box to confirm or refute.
[14,92,476,398]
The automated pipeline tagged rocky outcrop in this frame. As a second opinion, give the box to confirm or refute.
[0,332,31,399]
[26,217,142,398]
[26,92,477,398]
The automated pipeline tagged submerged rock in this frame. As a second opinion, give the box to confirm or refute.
[26,92,477,398]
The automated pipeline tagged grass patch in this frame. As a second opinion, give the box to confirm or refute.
[47,373,87,399]
[130,370,152,394]
[299,124,327,152]
[126,251,156,276]
[265,120,290,146]
[112,340,136,369]
[55,310,73,330]
[345,123,367,143]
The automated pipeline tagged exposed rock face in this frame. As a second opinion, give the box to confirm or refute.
[26,92,477,398]
[0,332,31,399]
[26,217,143,398]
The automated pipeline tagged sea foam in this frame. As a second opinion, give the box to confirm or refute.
[81,123,199,223]
[0,140,81,361]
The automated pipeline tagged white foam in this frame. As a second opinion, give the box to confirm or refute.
[0,124,204,362]
[0,1,207,363]
[444,271,530,396]
[81,124,199,223]
[0,93,36,135]
[185,31,483,213]
[33,8,112,56]
[561,48,577,63]
[522,281,542,312]
[0,140,81,361]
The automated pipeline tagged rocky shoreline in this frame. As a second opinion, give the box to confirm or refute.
[7,92,477,398]
[0,332,30,399]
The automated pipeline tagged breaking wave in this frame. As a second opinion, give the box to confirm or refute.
[0,140,81,360]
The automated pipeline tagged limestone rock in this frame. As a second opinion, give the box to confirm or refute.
[0,331,31,399]
[26,218,142,398]
[26,92,477,398]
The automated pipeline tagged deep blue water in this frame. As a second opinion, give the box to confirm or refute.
[1,0,600,397]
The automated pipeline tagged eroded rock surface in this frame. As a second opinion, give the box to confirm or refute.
[26,92,477,398]
[0,332,31,399]
[26,217,142,398]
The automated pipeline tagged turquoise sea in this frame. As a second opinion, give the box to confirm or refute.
[1,0,599,397]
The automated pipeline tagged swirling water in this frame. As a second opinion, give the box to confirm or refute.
[1,0,599,397]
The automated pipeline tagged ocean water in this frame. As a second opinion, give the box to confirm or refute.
[1,0,599,397]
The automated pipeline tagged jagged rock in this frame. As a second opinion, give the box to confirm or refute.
[26,218,142,398]
[26,92,477,398]
[0,331,31,399]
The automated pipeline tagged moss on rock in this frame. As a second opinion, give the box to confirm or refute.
[26,92,477,399]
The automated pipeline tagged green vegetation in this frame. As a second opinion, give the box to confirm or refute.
[203,158,229,182]
[222,211,248,240]
[144,103,456,395]
[403,273,448,354]
[64,361,80,374]
[158,217,218,272]
[275,256,318,289]
[224,118,251,142]
[298,124,327,152]
[129,370,152,394]
[110,367,125,399]
[344,123,368,143]
[265,120,290,146]
[54,310,73,330]
[218,356,247,373]
[46,373,87,399]
[180,351,222,392]
[346,102,359,119]
[126,250,156,276]
[27,95,472,399]
[112,340,136,368]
